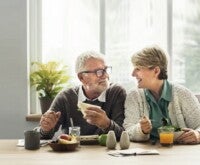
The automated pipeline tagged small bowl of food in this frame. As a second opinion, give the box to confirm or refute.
[49,141,79,152]
[49,134,79,152]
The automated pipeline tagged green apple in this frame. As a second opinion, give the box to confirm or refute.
[98,134,107,146]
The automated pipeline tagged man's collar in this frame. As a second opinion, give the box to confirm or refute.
[78,85,106,102]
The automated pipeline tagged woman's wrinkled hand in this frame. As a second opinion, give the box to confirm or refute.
[176,128,200,144]
[139,116,152,134]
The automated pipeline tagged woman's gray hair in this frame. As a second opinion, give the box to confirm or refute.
[131,45,168,79]
[75,51,105,73]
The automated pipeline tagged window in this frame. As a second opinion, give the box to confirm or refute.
[105,0,167,90]
[172,0,200,92]
[40,0,99,86]
[29,0,200,114]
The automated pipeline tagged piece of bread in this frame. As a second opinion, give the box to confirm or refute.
[77,102,100,116]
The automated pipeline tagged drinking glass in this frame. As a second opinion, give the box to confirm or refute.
[69,126,80,142]
[158,126,174,147]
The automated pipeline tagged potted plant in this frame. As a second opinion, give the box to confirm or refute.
[30,61,70,114]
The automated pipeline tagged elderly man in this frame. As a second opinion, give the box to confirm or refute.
[39,51,126,140]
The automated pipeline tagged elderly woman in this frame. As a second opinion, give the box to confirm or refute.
[123,45,200,144]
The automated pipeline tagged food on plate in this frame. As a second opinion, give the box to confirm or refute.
[59,134,72,141]
[58,134,77,144]
[79,135,99,145]
[77,102,100,116]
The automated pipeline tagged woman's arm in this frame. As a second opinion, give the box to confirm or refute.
[123,89,150,142]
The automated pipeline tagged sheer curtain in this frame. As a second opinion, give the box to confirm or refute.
[105,0,167,90]
[30,0,200,113]
[41,0,167,90]
[42,0,99,85]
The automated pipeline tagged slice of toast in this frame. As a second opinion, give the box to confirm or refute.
[77,102,100,116]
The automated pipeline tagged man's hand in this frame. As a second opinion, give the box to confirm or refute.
[176,128,200,144]
[139,116,152,134]
[40,110,61,132]
[83,106,110,130]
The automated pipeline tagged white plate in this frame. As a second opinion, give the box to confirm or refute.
[80,135,99,141]
[80,135,99,145]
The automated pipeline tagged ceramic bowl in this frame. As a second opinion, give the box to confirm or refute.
[49,141,79,152]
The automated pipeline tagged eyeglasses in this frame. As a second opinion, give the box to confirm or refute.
[79,66,112,77]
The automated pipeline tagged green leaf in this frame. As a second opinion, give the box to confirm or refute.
[161,118,169,126]
[30,61,71,99]
[161,118,181,132]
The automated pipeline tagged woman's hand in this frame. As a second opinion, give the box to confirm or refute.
[139,116,152,134]
[176,128,200,144]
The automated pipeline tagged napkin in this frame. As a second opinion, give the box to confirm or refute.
[17,139,51,147]
[108,148,159,157]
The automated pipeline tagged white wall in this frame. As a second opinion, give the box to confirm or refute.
[0,0,38,139]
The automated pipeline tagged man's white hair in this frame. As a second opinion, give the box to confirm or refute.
[75,51,105,73]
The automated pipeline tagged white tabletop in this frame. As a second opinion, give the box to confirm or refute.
[0,140,200,165]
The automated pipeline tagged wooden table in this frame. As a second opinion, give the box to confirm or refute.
[0,140,200,165]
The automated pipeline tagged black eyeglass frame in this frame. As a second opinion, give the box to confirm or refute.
[79,66,112,77]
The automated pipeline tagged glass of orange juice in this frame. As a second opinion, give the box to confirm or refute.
[158,126,174,147]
